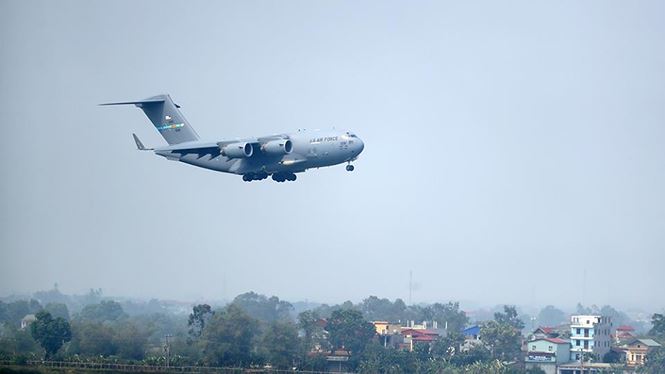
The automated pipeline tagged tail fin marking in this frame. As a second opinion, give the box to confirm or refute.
[101,94,200,145]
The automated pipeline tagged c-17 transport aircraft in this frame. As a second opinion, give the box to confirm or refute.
[101,94,364,182]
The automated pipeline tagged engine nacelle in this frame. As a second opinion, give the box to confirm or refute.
[221,142,253,158]
[261,139,293,155]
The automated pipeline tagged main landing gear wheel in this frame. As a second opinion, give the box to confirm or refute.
[346,164,355,172]
[271,172,297,182]
[242,172,269,182]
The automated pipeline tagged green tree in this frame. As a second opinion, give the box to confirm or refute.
[431,330,465,359]
[325,309,376,355]
[187,304,213,340]
[427,302,469,332]
[113,321,148,360]
[450,344,492,366]
[69,321,116,356]
[494,305,525,330]
[638,346,665,373]
[4,300,42,328]
[298,310,329,353]
[44,303,70,321]
[648,313,665,338]
[481,320,522,362]
[30,310,71,358]
[359,296,408,322]
[79,300,126,323]
[0,301,7,324]
[358,342,417,373]
[231,292,293,322]
[201,304,259,367]
[537,305,565,327]
[259,321,299,370]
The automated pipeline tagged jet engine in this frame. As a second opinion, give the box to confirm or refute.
[221,142,254,158]
[261,139,293,155]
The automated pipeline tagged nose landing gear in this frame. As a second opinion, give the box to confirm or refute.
[346,163,355,172]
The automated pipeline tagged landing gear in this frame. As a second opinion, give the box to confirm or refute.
[271,172,297,182]
[346,164,355,172]
[242,172,268,182]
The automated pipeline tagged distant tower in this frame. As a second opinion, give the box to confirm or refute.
[409,270,413,305]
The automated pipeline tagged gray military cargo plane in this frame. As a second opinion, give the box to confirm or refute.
[101,94,364,182]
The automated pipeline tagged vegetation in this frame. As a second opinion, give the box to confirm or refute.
[1,289,662,373]
[29,311,71,358]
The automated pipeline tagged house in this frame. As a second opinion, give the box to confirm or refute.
[400,328,439,351]
[325,349,351,373]
[525,338,570,374]
[569,315,612,362]
[613,325,636,344]
[614,338,661,367]
[372,321,404,348]
[532,327,556,339]
[20,314,36,330]
[461,325,482,352]
[372,321,402,336]
[462,325,480,339]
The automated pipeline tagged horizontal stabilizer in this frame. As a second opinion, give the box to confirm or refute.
[132,133,153,150]
[100,98,166,106]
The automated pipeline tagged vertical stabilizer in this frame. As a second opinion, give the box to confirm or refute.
[101,94,200,145]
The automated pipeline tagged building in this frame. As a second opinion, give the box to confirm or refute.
[557,362,613,374]
[569,315,612,362]
[20,314,36,330]
[372,321,405,348]
[613,325,636,344]
[400,328,440,352]
[525,338,570,374]
[325,349,351,373]
[461,325,482,352]
[372,321,402,336]
[614,338,661,367]
[527,338,571,364]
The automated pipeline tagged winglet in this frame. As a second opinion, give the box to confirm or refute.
[132,133,153,151]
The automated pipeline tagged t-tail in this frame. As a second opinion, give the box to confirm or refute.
[101,94,200,145]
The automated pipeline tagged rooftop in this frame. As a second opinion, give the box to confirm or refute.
[530,337,569,345]
[628,338,661,348]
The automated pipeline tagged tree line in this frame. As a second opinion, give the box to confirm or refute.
[1,291,664,373]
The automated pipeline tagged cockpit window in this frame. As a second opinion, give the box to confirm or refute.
[349,134,357,138]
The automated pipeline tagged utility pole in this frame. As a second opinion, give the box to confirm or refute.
[164,334,172,368]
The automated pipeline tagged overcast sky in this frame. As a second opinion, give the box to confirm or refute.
[1,0,664,310]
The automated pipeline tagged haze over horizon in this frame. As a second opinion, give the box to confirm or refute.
[2,0,664,311]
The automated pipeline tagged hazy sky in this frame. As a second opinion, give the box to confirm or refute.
[1,0,664,310]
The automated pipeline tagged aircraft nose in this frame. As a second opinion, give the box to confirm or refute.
[356,137,365,154]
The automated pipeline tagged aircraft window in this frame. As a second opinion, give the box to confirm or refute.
[349,134,357,138]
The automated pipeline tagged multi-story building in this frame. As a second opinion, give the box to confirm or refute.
[569,315,612,362]
[525,337,570,374]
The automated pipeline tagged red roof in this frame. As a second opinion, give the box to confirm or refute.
[532,337,569,344]
[536,326,555,334]
[616,325,634,331]
[401,329,439,337]
[412,335,437,342]
[543,338,568,344]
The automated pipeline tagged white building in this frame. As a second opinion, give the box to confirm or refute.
[20,314,36,330]
[569,315,612,362]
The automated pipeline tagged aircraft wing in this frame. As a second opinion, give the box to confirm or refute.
[157,142,222,158]
[158,134,291,159]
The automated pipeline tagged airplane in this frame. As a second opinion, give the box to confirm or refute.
[101,94,364,182]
